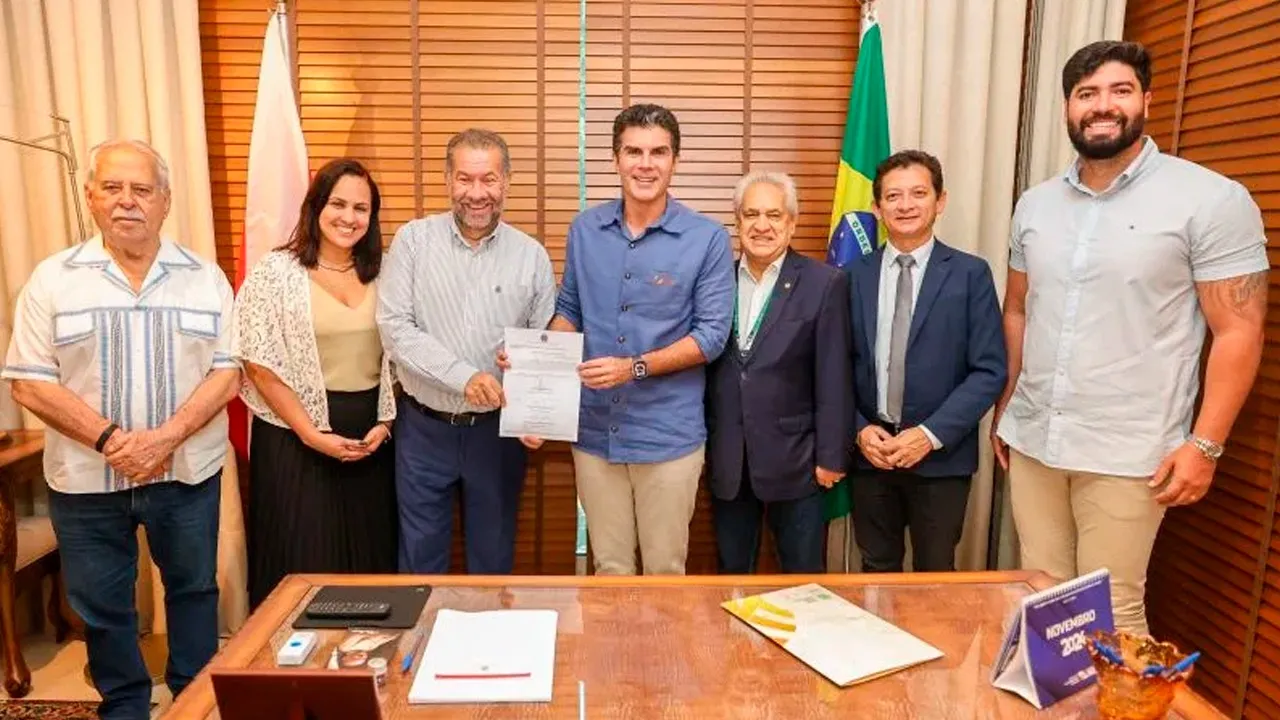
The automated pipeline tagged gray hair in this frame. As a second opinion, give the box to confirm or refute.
[86,139,171,192]
[445,128,512,178]
[733,170,799,218]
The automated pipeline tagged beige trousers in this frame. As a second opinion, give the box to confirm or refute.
[572,445,705,575]
[1008,449,1166,635]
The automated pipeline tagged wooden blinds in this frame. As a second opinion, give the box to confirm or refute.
[199,0,860,576]
[1125,1,1280,717]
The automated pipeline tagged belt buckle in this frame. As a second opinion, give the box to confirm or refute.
[449,412,474,427]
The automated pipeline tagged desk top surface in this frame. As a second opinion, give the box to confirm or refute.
[167,572,1225,720]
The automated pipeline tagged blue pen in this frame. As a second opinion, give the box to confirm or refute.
[1096,643,1124,666]
[401,630,426,676]
[1168,651,1201,677]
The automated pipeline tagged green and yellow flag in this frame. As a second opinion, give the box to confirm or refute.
[824,5,890,522]
[825,6,890,270]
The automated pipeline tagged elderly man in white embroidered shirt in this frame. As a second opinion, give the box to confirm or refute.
[2,140,238,720]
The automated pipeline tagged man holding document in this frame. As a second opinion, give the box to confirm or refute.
[378,129,556,575]
[510,104,735,576]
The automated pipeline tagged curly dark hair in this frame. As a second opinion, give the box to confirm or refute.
[1061,41,1151,99]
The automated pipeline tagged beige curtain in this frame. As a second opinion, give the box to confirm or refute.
[0,0,247,634]
[1020,0,1129,191]
[983,0,1129,569]
[826,0,1029,573]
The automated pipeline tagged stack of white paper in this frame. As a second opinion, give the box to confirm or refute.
[408,609,559,704]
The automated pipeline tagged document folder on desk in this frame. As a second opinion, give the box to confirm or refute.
[408,609,558,704]
[723,583,942,686]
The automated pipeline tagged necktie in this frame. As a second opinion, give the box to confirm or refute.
[886,254,915,423]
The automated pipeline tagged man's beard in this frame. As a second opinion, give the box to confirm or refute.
[453,203,501,234]
[1067,112,1145,160]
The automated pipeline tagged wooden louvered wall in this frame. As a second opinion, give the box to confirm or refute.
[199,0,858,576]
[1125,1,1280,718]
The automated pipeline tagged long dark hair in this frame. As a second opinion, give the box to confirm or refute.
[284,158,382,284]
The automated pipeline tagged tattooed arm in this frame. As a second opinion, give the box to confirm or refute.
[1150,270,1267,506]
[1194,270,1267,445]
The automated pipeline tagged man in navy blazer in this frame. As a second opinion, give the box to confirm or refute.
[706,171,853,573]
[849,150,1006,572]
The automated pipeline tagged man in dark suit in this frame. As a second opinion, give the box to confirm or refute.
[706,170,853,573]
[849,150,1006,572]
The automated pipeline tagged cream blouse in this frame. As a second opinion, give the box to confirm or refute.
[310,277,382,391]
[233,250,395,430]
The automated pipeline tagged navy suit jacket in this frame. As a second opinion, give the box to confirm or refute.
[849,240,1006,477]
[706,251,853,503]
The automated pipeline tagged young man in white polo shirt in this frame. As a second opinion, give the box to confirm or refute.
[993,41,1267,635]
[3,140,239,720]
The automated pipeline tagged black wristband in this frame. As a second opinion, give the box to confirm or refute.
[95,423,119,453]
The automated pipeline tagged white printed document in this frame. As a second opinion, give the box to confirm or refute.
[408,609,559,704]
[499,328,583,443]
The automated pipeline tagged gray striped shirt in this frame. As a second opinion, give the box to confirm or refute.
[377,213,556,414]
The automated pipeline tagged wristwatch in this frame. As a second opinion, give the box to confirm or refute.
[631,358,649,381]
[1189,435,1224,461]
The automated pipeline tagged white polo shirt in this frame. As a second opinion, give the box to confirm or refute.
[2,236,238,494]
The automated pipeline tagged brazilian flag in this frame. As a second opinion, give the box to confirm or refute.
[824,6,890,522]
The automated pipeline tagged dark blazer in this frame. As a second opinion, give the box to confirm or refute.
[706,250,853,503]
[848,240,1006,477]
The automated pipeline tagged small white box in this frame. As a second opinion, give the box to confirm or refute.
[277,631,318,666]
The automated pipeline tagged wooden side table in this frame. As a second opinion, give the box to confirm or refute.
[0,430,45,697]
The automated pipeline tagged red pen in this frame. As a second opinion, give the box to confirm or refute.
[434,672,532,680]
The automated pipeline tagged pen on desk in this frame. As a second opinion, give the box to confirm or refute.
[434,672,533,680]
[579,680,586,720]
[400,630,426,676]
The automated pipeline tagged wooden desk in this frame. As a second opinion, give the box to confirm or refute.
[167,572,1225,719]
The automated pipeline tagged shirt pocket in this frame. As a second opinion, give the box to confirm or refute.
[51,312,99,369]
[174,309,221,376]
[630,267,686,321]
[53,312,96,346]
[485,282,532,328]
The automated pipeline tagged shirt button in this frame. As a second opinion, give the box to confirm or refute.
[624,272,632,280]
[617,335,625,344]
[610,425,619,433]
[621,304,629,312]
[612,395,620,404]
[628,242,636,249]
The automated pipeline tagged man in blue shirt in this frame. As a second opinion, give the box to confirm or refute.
[547,104,735,575]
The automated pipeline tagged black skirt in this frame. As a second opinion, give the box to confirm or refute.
[247,388,398,609]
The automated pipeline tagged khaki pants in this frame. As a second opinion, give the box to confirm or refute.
[1009,449,1166,635]
[573,445,705,575]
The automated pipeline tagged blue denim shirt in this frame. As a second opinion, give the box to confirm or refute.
[555,197,735,463]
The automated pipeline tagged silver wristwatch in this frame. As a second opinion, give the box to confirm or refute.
[1189,435,1224,461]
